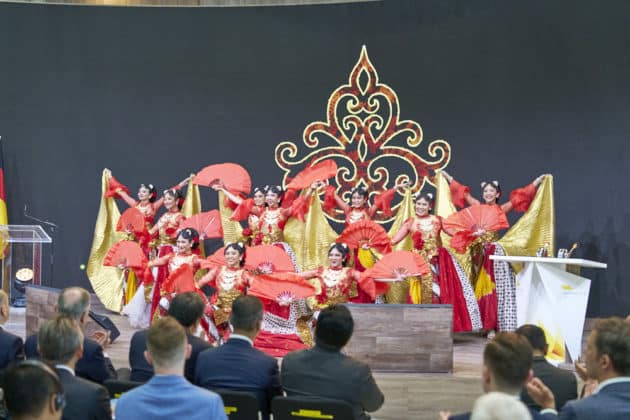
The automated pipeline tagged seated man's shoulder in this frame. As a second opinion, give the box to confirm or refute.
[131,329,148,342]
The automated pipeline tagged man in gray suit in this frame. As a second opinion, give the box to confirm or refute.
[516,324,577,410]
[528,317,630,419]
[281,304,384,420]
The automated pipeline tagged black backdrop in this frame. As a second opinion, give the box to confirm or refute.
[1,0,629,316]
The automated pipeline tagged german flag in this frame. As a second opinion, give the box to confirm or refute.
[0,137,6,227]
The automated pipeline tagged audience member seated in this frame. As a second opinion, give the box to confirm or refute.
[444,332,548,420]
[195,295,281,419]
[527,317,630,419]
[115,316,226,420]
[25,287,117,383]
[0,290,24,369]
[129,292,211,382]
[281,304,384,420]
[38,315,111,420]
[515,324,577,411]
[470,392,532,420]
[2,360,65,420]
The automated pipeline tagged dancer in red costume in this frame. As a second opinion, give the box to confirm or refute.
[391,193,481,332]
[145,188,186,320]
[104,169,189,253]
[321,182,405,302]
[198,242,253,343]
[298,243,369,313]
[441,171,547,332]
[123,228,200,328]
[213,183,267,245]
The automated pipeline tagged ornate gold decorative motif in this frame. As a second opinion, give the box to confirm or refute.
[275,45,451,223]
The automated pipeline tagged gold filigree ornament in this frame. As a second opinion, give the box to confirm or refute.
[275,45,451,224]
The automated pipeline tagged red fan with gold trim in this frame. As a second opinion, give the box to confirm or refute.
[336,220,392,254]
[248,272,316,304]
[104,240,147,270]
[244,245,294,273]
[179,210,223,239]
[286,160,338,190]
[162,264,196,295]
[443,204,509,233]
[365,251,429,281]
[193,163,251,195]
[116,207,146,235]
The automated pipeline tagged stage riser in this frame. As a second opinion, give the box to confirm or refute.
[25,285,109,339]
[345,304,453,373]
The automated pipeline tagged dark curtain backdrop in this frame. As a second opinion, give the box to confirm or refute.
[1,0,629,316]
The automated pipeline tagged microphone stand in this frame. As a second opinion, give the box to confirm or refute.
[23,205,57,287]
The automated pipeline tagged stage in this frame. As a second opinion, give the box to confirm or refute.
[7,294,589,420]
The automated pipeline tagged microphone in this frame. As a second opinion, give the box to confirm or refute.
[23,204,59,228]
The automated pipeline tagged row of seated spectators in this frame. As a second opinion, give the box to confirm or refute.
[0,287,384,420]
[1,287,630,420]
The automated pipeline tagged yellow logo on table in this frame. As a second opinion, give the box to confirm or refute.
[537,321,566,362]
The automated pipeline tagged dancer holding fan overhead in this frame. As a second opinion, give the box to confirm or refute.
[104,169,190,242]
[391,192,482,332]
[441,170,548,332]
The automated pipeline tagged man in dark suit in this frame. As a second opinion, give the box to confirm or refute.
[129,292,211,382]
[516,324,577,410]
[195,295,282,420]
[38,315,111,420]
[0,290,24,369]
[25,287,116,383]
[281,304,384,420]
[446,332,552,420]
[528,317,630,420]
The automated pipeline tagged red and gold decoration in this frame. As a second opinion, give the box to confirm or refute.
[275,46,451,223]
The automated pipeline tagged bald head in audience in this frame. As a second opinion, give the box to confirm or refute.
[57,287,91,327]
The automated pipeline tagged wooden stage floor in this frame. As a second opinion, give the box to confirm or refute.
[7,300,578,420]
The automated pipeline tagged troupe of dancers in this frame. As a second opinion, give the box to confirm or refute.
[88,162,553,357]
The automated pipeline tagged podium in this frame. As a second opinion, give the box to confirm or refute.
[490,255,606,362]
[0,225,52,307]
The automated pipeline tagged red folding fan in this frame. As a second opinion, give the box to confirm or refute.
[116,207,146,235]
[200,246,226,269]
[162,264,196,295]
[366,251,429,281]
[336,220,392,254]
[179,210,223,239]
[104,240,147,269]
[247,272,316,304]
[244,245,295,273]
[286,160,338,190]
[443,204,509,234]
[193,163,251,195]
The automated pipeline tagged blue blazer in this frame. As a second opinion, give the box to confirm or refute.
[552,380,630,420]
[0,327,24,369]
[194,337,282,419]
[25,333,116,383]
[129,329,211,383]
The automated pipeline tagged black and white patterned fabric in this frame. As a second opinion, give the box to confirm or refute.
[492,244,517,332]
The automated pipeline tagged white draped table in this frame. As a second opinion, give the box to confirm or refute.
[490,256,606,361]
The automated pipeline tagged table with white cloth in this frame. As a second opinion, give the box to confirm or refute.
[490,255,606,362]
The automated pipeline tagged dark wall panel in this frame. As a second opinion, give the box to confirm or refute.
[1,0,629,316]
